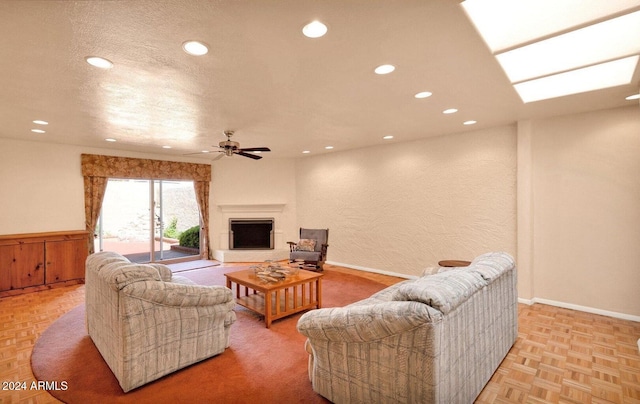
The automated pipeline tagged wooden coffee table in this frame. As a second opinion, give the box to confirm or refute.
[225,268,323,328]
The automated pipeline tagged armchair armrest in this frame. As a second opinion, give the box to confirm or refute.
[320,243,328,257]
[287,241,297,252]
[148,263,172,282]
[297,301,441,343]
[122,281,235,307]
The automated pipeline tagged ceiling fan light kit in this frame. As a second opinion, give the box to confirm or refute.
[189,130,271,160]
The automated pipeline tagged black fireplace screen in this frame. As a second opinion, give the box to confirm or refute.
[229,218,274,249]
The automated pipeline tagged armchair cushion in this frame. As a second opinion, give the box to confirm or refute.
[392,269,486,314]
[296,239,317,251]
[122,281,234,307]
[102,262,162,291]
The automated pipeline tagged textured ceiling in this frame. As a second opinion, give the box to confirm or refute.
[0,0,639,160]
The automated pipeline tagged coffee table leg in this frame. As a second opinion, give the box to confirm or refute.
[316,278,322,308]
[265,290,272,328]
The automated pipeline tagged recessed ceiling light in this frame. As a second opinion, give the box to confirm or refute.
[383,135,394,140]
[414,91,432,99]
[32,120,48,125]
[325,146,334,150]
[443,108,458,114]
[85,56,113,69]
[514,55,639,103]
[182,41,209,56]
[302,150,311,154]
[162,145,172,149]
[626,93,640,100]
[201,150,211,153]
[463,120,477,125]
[31,129,45,134]
[302,21,328,38]
[105,138,117,142]
[374,64,395,75]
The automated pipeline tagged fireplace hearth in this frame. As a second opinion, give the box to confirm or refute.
[229,218,274,250]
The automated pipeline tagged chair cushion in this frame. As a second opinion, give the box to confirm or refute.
[296,239,317,251]
[290,250,321,261]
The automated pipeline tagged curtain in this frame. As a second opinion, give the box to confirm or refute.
[81,154,212,257]
[83,176,108,254]
[194,181,211,259]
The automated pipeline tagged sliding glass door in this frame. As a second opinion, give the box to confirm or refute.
[97,179,201,263]
[152,180,201,261]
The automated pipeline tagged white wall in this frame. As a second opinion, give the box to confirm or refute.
[210,157,297,251]
[294,126,518,277]
[529,106,640,316]
[0,138,213,235]
[0,139,86,233]
[2,104,638,318]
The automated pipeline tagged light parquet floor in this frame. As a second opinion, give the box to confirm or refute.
[477,303,640,404]
[0,263,639,403]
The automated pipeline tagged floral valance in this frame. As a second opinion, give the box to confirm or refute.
[81,154,211,182]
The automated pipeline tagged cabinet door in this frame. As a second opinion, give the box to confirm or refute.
[0,243,45,291]
[45,238,88,284]
[0,245,13,291]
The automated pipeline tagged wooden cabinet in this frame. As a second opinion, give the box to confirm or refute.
[0,230,89,296]
[0,243,45,290]
[45,237,88,284]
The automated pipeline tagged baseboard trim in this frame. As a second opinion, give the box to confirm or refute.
[520,297,640,323]
[529,297,640,323]
[325,261,416,280]
[327,261,640,323]
[518,297,535,305]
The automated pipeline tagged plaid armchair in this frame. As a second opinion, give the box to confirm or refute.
[85,251,236,392]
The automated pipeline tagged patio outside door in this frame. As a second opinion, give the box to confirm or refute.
[97,179,201,263]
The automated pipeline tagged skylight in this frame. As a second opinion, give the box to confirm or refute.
[461,0,640,103]
[460,0,640,53]
[496,11,640,83]
[514,56,639,103]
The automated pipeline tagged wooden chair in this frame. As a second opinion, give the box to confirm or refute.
[287,228,329,270]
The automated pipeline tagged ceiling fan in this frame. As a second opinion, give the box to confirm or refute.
[190,130,271,160]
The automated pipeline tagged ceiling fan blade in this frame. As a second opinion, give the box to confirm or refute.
[236,151,262,160]
[212,153,225,161]
[239,147,270,152]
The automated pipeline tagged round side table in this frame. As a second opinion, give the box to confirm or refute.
[438,260,471,267]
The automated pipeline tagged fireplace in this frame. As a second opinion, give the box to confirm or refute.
[229,218,274,250]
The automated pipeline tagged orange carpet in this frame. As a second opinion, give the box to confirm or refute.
[31,267,389,403]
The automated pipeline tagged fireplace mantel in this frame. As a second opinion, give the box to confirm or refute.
[217,203,285,213]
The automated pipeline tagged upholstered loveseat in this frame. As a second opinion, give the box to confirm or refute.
[297,252,517,403]
[85,251,236,392]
